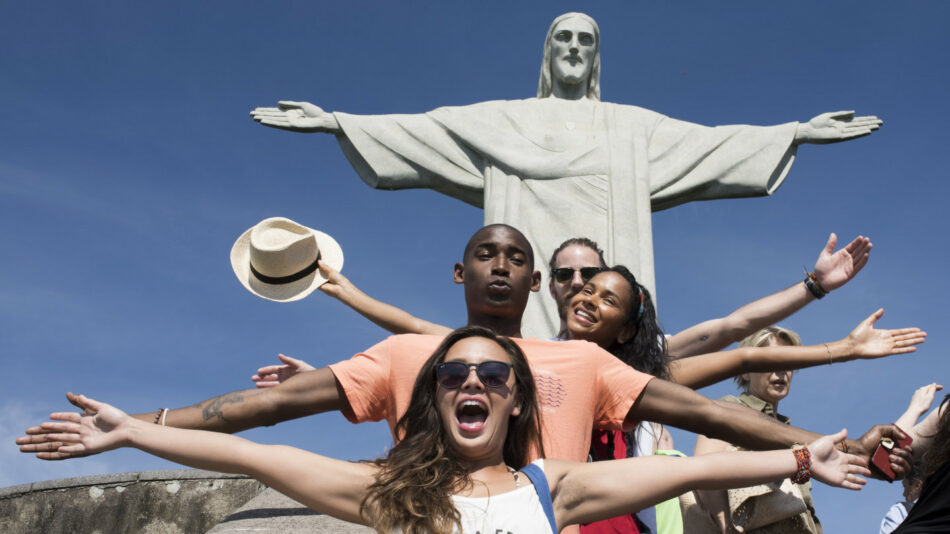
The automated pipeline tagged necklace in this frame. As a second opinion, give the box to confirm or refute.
[506,466,521,488]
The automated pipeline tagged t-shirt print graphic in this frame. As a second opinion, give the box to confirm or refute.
[533,370,566,411]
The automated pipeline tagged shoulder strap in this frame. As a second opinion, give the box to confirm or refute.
[521,462,558,534]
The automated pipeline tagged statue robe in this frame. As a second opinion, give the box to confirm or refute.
[334,98,798,338]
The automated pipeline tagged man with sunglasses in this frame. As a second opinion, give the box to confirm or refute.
[20,225,912,486]
[548,237,608,340]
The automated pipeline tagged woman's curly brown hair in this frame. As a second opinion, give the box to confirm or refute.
[360,326,545,534]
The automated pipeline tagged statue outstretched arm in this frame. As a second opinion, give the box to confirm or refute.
[794,111,882,145]
[250,101,342,133]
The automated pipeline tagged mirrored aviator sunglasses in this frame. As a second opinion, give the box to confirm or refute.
[552,267,603,284]
[435,361,513,389]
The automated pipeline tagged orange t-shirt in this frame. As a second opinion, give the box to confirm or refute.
[329,334,654,463]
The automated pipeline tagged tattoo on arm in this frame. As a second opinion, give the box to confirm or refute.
[202,392,244,423]
[699,335,709,342]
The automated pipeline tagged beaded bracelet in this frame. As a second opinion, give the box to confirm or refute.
[791,446,812,484]
[153,407,168,426]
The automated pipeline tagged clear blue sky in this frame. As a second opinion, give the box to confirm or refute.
[2,2,948,531]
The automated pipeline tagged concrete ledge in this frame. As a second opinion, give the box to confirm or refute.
[1,469,266,534]
[207,487,373,534]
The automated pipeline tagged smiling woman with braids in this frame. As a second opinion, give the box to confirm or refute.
[33,326,870,534]
[556,266,923,533]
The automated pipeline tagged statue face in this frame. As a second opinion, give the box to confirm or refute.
[549,16,597,87]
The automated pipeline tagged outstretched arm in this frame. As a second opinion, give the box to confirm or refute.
[250,101,342,133]
[669,309,926,390]
[39,394,374,524]
[794,111,882,144]
[18,367,348,460]
[631,378,911,477]
[250,263,451,388]
[250,262,450,389]
[668,233,872,359]
[692,434,742,534]
[895,383,943,431]
[905,398,949,459]
[317,261,451,336]
[547,430,868,528]
[253,353,317,388]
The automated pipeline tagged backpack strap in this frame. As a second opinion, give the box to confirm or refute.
[521,461,558,533]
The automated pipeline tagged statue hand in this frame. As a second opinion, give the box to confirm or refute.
[795,111,882,144]
[812,233,871,292]
[250,100,341,133]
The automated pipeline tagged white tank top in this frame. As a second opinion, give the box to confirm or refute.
[450,460,554,534]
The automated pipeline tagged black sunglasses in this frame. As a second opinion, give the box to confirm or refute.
[552,267,603,284]
[435,361,513,389]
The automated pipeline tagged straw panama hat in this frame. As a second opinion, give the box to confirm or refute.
[231,217,344,302]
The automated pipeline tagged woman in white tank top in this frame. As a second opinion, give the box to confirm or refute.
[36,327,869,534]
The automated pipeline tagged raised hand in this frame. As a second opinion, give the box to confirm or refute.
[250,101,341,133]
[31,394,131,458]
[808,429,870,490]
[17,392,102,460]
[846,309,926,359]
[813,233,871,292]
[316,259,355,301]
[795,111,882,144]
[908,383,943,417]
[252,353,317,388]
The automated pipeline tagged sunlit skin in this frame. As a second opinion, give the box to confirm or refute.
[741,338,794,412]
[549,244,604,328]
[566,271,637,349]
[549,16,597,96]
[453,225,541,338]
[436,337,521,471]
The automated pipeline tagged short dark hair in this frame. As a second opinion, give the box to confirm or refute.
[548,237,607,275]
[462,224,535,269]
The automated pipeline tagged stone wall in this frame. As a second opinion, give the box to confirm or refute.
[1,470,266,534]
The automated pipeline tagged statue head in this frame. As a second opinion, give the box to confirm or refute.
[537,12,601,101]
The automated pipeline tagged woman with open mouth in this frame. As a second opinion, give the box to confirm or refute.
[36,326,867,534]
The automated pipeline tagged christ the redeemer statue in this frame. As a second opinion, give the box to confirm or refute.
[251,12,881,339]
